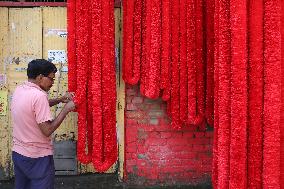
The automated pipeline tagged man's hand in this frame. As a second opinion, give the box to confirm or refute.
[60,92,75,103]
[49,92,75,107]
[63,100,76,113]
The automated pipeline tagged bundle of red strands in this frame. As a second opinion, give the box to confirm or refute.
[122,0,214,130]
[123,0,282,188]
[67,0,117,172]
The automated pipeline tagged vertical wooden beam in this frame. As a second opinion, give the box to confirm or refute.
[0,7,10,180]
[115,7,125,181]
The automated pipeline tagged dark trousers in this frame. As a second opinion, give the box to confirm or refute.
[12,151,55,189]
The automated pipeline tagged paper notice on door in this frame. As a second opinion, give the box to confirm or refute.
[48,50,66,64]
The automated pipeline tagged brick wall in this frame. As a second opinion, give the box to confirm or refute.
[124,85,213,186]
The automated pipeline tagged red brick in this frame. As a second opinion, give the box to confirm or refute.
[126,119,138,126]
[192,145,205,152]
[132,97,144,104]
[148,111,164,118]
[188,138,211,145]
[149,118,159,125]
[127,103,138,110]
[170,145,190,152]
[149,103,162,110]
[126,111,145,119]
[124,85,213,185]
[171,132,183,138]
[167,138,188,146]
[205,131,214,138]
[194,132,205,138]
[126,143,137,153]
[126,88,137,96]
[149,131,161,139]
[183,132,194,138]
[137,119,149,124]
[145,138,167,146]
[175,152,196,159]
[160,132,172,139]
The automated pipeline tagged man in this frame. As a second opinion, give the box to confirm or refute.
[11,59,76,189]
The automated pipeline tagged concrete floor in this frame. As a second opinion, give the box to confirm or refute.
[0,173,212,189]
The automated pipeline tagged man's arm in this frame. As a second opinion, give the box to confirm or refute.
[38,101,75,137]
[49,92,74,107]
[48,97,64,107]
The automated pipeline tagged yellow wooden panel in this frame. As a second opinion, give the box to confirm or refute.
[0,8,9,75]
[0,7,11,179]
[115,7,125,180]
[42,7,77,141]
[8,8,42,92]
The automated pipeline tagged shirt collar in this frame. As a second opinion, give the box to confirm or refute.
[24,81,46,93]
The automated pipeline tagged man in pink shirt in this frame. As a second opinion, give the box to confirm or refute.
[11,59,76,189]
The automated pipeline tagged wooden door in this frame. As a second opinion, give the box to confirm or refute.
[0,7,124,180]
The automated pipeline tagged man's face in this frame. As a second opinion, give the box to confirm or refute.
[39,72,55,91]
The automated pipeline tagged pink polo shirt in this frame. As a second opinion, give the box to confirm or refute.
[11,81,53,158]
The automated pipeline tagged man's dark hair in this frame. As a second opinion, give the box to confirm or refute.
[27,59,57,79]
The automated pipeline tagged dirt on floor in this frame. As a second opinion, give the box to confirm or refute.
[0,173,212,189]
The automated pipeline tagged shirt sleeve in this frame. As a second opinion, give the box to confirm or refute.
[33,93,53,124]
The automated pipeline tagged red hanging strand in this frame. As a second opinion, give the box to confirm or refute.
[92,0,117,172]
[68,0,117,172]
[75,0,92,164]
[67,0,77,93]
[194,0,205,127]
[170,0,181,129]
[263,1,281,188]
[216,0,231,188]
[205,0,214,126]
[142,0,161,99]
[161,0,171,101]
[281,0,284,187]
[90,0,104,170]
[122,0,141,85]
[140,0,150,97]
[212,0,219,187]
[186,0,204,126]
[229,0,248,188]
[132,0,142,85]
[247,0,263,188]
[179,0,188,124]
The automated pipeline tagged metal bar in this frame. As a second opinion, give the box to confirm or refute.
[0,1,121,8]
[0,2,66,7]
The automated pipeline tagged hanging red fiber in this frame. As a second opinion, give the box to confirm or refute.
[205,0,214,126]
[68,0,117,172]
[215,0,231,188]
[170,0,181,129]
[122,0,209,129]
[263,1,281,188]
[179,0,188,124]
[212,0,219,187]
[281,0,284,187]
[186,0,205,127]
[141,0,161,99]
[75,0,92,164]
[247,0,263,188]
[229,0,248,188]
[67,0,77,92]
[122,0,141,85]
[140,0,150,97]
[90,0,117,172]
[160,0,171,101]
[212,0,282,188]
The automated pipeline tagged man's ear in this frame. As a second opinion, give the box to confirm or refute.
[36,74,43,82]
